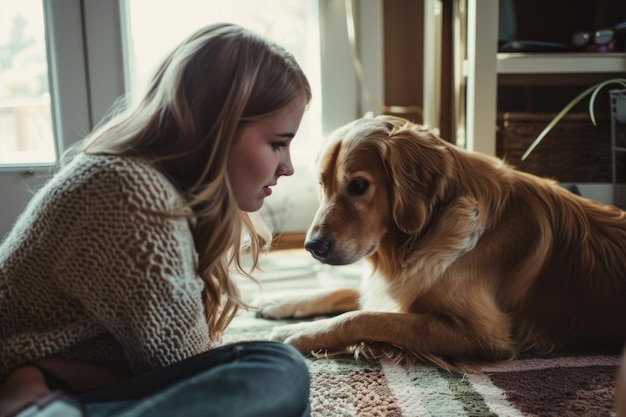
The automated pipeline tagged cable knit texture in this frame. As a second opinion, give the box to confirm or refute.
[0,154,211,379]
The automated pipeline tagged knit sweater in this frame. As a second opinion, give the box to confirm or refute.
[0,154,211,380]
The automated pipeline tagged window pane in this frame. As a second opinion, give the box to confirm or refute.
[0,0,55,165]
[124,0,322,167]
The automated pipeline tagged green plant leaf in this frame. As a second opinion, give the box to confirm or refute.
[521,78,626,161]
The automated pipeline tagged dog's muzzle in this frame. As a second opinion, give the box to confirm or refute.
[304,236,331,258]
[304,236,346,265]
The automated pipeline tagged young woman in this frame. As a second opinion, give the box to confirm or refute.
[0,23,312,417]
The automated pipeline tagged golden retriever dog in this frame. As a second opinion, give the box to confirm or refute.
[257,115,626,369]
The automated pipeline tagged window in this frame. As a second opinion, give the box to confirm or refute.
[0,0,55,165]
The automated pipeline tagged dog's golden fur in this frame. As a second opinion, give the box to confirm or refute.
[258,115,626,369]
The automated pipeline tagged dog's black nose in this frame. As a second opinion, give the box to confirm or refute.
[304,237,332,259]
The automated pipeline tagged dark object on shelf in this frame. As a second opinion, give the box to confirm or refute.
[498,0,626,52]
[499,40,574,53]
[496,112,618,183]
[571,21,626,52]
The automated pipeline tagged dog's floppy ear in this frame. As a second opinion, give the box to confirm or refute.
[379,119,453,235]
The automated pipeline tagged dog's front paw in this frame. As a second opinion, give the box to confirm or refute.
[254,294,325,320]
[251,295,293,320]
[270,320,333,354]
[256,302,298,320]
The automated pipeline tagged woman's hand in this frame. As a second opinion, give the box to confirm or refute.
[34,355,130,393]
[0,366,50,416]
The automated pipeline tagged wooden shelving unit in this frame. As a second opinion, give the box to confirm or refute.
[464,0,626,156]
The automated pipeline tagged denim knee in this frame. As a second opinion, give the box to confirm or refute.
[235,341,311,415]
[237,341,310,385]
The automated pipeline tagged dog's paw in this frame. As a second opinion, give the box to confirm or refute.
[256,301,298,320]
[269,320,333,354]
[256,302,320,320]
[252,296,287,320]
[254,294,326,320]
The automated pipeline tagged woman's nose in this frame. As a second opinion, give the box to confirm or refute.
[278,153,294,176]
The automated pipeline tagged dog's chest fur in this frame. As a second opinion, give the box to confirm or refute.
[358,270,401,312]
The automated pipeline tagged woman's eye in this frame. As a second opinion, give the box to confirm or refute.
[346,179,369,196]
[272,141,288,150]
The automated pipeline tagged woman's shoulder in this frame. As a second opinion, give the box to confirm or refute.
[59,153,184,209]
[68,153,168,184]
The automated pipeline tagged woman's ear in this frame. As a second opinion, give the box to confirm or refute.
[381,122,453,235]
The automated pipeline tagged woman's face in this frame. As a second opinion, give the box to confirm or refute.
[227,97,306,212]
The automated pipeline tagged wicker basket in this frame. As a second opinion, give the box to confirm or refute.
[496,112,615,183]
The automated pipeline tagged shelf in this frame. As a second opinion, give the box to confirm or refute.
[497,53,626,74]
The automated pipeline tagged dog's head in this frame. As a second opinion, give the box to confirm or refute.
[305,115,454,265]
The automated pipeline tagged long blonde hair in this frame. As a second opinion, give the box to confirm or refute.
[76,23,311,340]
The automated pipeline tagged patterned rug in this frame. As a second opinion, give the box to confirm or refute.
[223,313,622,417]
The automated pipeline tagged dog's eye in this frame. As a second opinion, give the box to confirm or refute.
[347,179,369,196]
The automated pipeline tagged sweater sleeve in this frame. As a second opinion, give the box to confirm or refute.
[55,158,211,373]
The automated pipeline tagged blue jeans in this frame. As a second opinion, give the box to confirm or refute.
[78,341,311,417]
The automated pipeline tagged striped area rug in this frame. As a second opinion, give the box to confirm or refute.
[224,313,621,417]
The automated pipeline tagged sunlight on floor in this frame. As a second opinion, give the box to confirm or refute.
[235,249,365,304]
